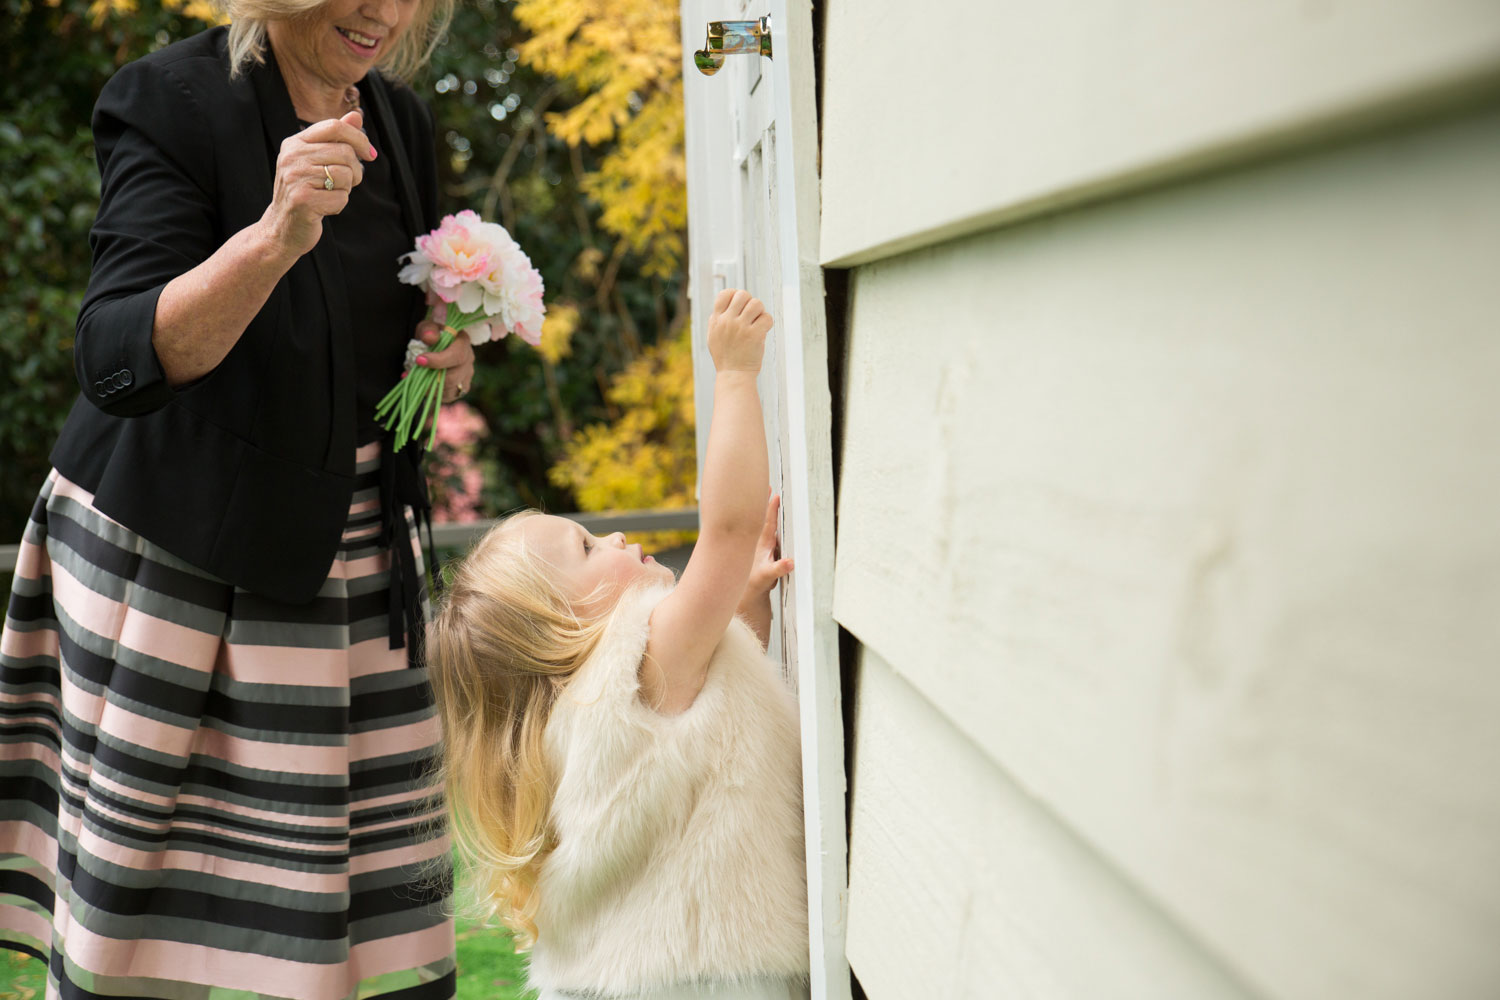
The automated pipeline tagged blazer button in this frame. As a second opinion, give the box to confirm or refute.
[120,369,134,386]
[94,381,106,396]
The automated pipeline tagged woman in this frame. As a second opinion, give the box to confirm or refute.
[0,1,471,996]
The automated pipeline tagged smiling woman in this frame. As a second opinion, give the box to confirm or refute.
[224,0,452,84]
[0,0,471,996]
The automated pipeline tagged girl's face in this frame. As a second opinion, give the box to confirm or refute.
[270,0,421,91]
[516,515,675,618]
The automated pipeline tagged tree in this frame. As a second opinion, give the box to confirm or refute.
[425,0,688,518]
[505,0,698,540]
[512,0,687,277]
[0,0,220,540]
[548,328,697,550]
[0,0,694,553]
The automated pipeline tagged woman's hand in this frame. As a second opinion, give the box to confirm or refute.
[260,109,375,259]
[414,314,479,403]
[737,492,794,649]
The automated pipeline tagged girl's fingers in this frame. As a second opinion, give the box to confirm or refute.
[755,556,794,588]
[760,493,780,544]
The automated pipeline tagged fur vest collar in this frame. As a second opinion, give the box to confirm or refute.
[527,585,809,993]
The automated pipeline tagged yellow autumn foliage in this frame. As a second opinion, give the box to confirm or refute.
[534,302,579,365]
[548,328,697,551]
[513,0,686,277]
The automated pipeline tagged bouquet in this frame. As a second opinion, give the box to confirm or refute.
[376,210,545,451]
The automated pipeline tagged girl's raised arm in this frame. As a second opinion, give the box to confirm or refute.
[642,289,774,713]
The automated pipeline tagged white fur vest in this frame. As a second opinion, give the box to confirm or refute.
[526,584,809,994]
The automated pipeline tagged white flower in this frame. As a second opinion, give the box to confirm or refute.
[403,338,427,369]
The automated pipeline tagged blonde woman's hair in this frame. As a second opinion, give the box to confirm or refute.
[426,512,615,947]
[216,0,454,81]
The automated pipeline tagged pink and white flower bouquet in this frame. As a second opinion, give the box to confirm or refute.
[376,210,546,451]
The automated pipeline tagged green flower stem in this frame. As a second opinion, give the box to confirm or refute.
[377,302,487,452]
[421,371,445,451]
[427,372,447,451]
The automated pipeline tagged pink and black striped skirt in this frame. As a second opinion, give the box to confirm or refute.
[0,442,455,999]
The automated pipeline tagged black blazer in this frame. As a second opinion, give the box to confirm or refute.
[50,26,437,604]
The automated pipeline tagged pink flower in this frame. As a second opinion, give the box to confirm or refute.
[434,400,488,448]
[398,210,494,304]
[385,210,544,453]
[428,402,490,523]
[397,212,548,345]
[482,253,546,345]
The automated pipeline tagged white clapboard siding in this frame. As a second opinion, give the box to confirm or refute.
[833,107,1500,1000]
[848,646,1258,1000]
[818,0,1500,266]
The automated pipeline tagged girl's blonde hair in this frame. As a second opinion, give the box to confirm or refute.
[426,512,613,946]
[217,0,454,81]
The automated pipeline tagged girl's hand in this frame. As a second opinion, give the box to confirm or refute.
[708,289,773,374]
[743,492,793,602]
[415,315,479,403]
[260,110,375,259]
[737,493,793,649]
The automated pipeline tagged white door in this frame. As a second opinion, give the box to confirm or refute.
[680,2,849,996]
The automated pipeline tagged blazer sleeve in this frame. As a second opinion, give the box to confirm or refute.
[75,56,220,417]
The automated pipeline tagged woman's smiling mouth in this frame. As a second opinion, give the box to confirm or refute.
[336,26,380,50]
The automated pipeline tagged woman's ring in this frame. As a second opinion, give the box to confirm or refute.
[322,165,334,190]
[455,382,467,396]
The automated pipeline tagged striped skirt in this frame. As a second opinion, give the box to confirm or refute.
[0,443,455,999]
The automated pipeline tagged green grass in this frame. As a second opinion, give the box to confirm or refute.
[0,917,536,1000]
[0,949,42,999]
[453,916,536,1000]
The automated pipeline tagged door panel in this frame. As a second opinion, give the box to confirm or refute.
[681,0,849,994]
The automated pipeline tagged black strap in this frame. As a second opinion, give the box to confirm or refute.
[380,439,438,667]
[365,72,440,667]
[363,73,425,241]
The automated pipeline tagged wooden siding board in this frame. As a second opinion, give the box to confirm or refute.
[832,108,1500,1000]
[818,0,1500,266]
[847,647,1259,1000]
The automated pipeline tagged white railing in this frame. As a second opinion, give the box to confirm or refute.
[0,508,699,577]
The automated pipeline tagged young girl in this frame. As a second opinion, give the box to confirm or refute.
[428,289,809,1000]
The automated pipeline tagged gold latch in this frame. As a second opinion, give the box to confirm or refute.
[693,16,773,76]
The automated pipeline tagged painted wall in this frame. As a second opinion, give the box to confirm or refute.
[821,3,1500,998]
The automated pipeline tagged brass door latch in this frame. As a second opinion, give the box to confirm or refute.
[694,16,772,76]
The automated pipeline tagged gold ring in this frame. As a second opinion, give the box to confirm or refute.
[322,165,334,190]
[455,382,467,396]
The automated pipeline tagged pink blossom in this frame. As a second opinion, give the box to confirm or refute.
[428,402,489,523]
[398,210,494,304]
[434,401,488,448]
[396,212,548,346]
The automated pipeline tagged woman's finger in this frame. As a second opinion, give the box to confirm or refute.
[310,162,359,192]
[442,362,475,402]
[298,142,364,188]
[298,112,376,162]
[416,332,475,370]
